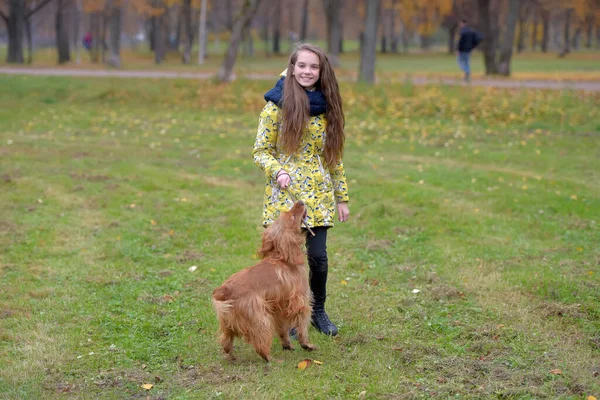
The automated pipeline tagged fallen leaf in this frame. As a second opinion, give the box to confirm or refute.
[358,390,367,399]
[587,396,597,400]
[340,280,348,285]
[189,266,197,272]
[313,360,323,365]
[151,220,157,225]
[141,383,153,390]
[297,359,312,370]
[549,369,562,375]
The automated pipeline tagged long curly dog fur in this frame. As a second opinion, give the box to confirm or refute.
[212,201,316,362]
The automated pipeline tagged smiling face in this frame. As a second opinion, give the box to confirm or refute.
[292,50,320,89]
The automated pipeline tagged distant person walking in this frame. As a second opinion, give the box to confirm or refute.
[456,19,483,82]
[83,32,93,52]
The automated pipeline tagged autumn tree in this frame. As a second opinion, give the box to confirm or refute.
[217,0,262,82]
[359,0,380,83]
[322,0,343,66]
[1,0,55,63]
[477,0,519,76]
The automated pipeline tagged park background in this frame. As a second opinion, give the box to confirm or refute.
[1,0,600,398]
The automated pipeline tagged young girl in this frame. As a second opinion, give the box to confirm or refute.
[252,43,350,336]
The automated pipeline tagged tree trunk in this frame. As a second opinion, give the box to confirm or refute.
[390,0,398,53]
[217,0,262,82]
[531,8,538,51]
[571,27,581,50]
[516,2,526,53]
[497,0,518,76]
[174,7,182,50]
[56,0,71,64]
[6,0,26,63]
[300,0,309,41]
[90,12,101,62]
[147,18,155,51]
[74,0,83,64]
[477,0,499,75]
[358,0,379,83]
[181,0,192,63]
[448,24,457,54]
[272,0,281,54]
[107,0,121,67]
[585,17,593,48]
[25,14,32,63]
[100,9,107,63]
[559,8,572,57]
[322,0,342,67]
[155,14,167,63]
[541,9,549,52]
[197,0,207,63]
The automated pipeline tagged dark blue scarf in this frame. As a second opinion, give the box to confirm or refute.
[264,77,327,116]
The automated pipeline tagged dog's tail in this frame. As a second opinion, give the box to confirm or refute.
[212,285,234,318]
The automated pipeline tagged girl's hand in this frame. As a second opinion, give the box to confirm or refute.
[337,202,350,222]
[276,170,291,189]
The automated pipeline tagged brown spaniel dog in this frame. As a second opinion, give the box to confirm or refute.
[212,201,316,362]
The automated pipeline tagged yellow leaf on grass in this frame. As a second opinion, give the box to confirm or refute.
[151,220,157,225]
[313,360,323,365]
[340,280,348,285]
[549,369,562,375]
[587,396,596,400]
[297,359,312,370]
[141,383,153,390]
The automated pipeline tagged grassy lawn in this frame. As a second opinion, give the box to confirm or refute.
[1,75,599,399]
[2,44,600,81]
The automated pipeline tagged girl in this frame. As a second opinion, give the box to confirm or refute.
[252,43,350,336]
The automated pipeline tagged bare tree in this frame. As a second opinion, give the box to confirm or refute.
[516,0,527,53]
[497,0,519,75]
[197,0,208,64]
[107,0,121,67]
[300,0,309,41]
[217,0,263,82]
[559,8,572,57]
[541,8,549,52]
[181,0,192,63]
[272,0,281,54]
[2,0,54,63]
[359,0,379,83]
[531,5,538,51]
[477,0,499,74]
[56,0,70,63]
[322,0,342,66]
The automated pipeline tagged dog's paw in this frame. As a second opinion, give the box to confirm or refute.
[282,344,295,351]
[301,343,317,352]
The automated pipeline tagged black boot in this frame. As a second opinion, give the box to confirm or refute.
[310,269,338,336]
[311,308,338,336]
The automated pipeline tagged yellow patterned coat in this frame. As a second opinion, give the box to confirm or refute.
[252,101,349,228]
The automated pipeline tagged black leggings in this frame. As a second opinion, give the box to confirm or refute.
[305,227,329,310]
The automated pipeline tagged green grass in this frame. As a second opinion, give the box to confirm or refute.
[0,75,599,399]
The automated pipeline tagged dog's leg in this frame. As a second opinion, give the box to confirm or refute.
[251,336,273,362]
[295,301,317,351]
[220,328,236,360]
[276,321,295,350]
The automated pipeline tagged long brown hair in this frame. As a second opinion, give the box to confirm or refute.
[280,43,345,168]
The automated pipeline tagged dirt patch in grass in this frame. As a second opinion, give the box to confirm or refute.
[177,249,205,263]
[174,364,242,388]
[536,301,585,319]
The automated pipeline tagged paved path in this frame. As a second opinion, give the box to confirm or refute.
[2,67,600,91]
